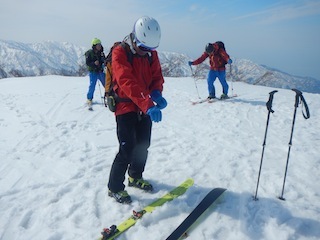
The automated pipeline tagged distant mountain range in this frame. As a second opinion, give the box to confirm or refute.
[1,39,319,94]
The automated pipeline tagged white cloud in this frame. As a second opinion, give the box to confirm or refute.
[233,0,320,24]
[189,4,198,12]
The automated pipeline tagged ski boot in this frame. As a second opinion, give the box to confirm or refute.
[87,99,93,110]
[220,94,229,100]
[108,190,132,204]
[207,95,216,100]
[128,177,153,192]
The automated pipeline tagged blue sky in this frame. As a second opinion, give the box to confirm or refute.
[1,0,320,79]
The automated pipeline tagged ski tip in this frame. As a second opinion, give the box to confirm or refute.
[208,188,227,195]
[186,178,194,184]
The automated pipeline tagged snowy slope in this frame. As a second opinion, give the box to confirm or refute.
[0,76,319,240]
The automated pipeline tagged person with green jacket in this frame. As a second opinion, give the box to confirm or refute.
[85,38,106,107]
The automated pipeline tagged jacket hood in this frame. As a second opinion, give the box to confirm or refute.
[123,33,152,57]
[123,33,136,54]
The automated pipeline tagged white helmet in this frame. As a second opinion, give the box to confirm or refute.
[133,16,161,49]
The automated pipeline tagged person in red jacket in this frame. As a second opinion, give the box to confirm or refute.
[107,16,167,204]
[189,42,232,99]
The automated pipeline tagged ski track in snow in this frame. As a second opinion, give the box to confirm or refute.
[0,76,319,240]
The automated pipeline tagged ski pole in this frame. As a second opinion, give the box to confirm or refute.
[253,90,278,201]
[189,65,201,99]
[229,63,234,97]
[97,80,104,106]
[279,89,310,201]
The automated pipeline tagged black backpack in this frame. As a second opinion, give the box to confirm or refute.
[215,41,225,50]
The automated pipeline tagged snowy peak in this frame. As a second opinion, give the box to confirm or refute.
[0,40,86,78]
[230,59,320,94]
[0,40,319,94]
[158,51,196,77]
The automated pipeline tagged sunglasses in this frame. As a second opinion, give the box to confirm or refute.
[135,38,157,52]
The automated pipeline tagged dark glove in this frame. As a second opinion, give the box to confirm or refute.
[188,61,193,66]
[150,90,167,110]
[147,106,162,122]
[228,59,233,64]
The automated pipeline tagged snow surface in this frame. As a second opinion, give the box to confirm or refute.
[0,76,319,240]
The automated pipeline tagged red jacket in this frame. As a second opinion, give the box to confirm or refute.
[112,44,164,116]
[193,47,230,71]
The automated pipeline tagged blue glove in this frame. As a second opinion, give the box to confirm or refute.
[147,106,162,122]
[150,90,167,110]
[228,59,233,64]
[188,61,193,66]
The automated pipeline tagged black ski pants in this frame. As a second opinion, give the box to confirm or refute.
[108,112,152,193]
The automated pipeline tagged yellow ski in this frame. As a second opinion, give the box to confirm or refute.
[99,178,194,240]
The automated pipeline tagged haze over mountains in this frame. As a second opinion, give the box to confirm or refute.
[1,39,319,94]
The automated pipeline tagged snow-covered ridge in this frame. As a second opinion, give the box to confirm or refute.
[1,39,319,93]
[0,40,86,77]
[232,59,320,94]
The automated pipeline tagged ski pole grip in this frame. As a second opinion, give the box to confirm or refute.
[266,90,278,113]
[292,88,302,95]
[292,89,302,108]
[292,89,310,119]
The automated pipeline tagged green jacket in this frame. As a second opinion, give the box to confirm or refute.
[85,47,105,72]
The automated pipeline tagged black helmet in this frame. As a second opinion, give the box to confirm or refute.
[205,43,214,53]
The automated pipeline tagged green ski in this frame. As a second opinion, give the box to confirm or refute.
[99,178,194,240]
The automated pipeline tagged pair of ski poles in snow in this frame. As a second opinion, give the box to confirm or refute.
[253,89,310,201]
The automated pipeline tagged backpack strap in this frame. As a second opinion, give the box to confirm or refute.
[110,42,154,105]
